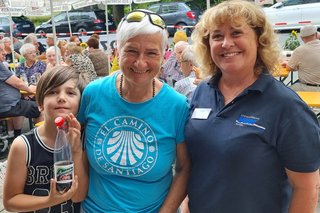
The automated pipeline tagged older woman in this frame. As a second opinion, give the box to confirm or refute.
[77,9,190,213]
[185,1,320,212]
[16,43,46,85]
[45,46,63,71]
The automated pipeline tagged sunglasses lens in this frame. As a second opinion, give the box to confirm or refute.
[126,11,146,23]
[150,14,165,29]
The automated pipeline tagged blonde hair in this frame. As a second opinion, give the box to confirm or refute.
[191,0,280,78]
[66,42,82,55]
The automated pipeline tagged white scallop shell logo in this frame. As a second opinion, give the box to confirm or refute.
[107,130,144,166]
[94,116,158,177]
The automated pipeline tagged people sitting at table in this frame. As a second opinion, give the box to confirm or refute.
[65,42,97,83]
[45,46,63,71]
[16,43,46,86]
[86,37,109,78]
[174,45,201,102]
[0,42,41,138]
[282,24,320,91]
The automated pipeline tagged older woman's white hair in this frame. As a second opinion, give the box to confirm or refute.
[19,43,36,57]
[116,10,168,55]
[181,45,198,67]
[46,46,61,57]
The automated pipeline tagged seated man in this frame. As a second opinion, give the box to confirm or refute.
[282,24,320,91]
[0,42,41,138]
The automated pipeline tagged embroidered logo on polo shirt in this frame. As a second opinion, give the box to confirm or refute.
[94,116,158,177]
[236,114,266,131]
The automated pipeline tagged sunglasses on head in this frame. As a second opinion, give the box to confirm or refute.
[122,10,166,29]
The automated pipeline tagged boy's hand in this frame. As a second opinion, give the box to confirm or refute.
[47,175,79,206]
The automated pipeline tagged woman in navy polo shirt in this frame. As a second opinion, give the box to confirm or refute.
[184,1,320,212]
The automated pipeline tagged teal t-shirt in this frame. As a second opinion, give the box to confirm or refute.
[78,74,189,212]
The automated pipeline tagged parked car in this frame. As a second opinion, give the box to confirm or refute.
[0,15,35,38]
[147,2,201,36]
[35,9,116,36]
[263,0,320,31]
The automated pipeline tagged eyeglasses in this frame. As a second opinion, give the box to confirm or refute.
[122,10,166,29]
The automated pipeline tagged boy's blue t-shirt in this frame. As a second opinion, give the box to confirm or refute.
[78,74,189,212]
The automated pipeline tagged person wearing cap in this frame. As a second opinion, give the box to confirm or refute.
[282,24,320,91]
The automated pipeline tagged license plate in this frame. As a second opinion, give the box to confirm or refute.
[23,24,30,27]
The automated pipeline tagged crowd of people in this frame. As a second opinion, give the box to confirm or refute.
[0,1,319,212]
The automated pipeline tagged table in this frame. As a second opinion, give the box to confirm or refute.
[296,91,320,118]
[272,65,294,86]
[273,66,289,81]
[296,91,320,108]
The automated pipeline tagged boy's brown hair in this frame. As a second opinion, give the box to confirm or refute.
[36,65,87,107]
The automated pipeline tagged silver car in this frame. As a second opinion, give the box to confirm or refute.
[263,0,320,31]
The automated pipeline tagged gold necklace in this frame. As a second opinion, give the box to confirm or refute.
[119,74,155,98]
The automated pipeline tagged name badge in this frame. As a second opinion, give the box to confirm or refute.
[191,108,212,120]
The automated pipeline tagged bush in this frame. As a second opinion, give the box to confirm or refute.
[28,16,51,27]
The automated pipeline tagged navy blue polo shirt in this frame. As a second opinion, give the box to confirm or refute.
[185,73,320,213]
